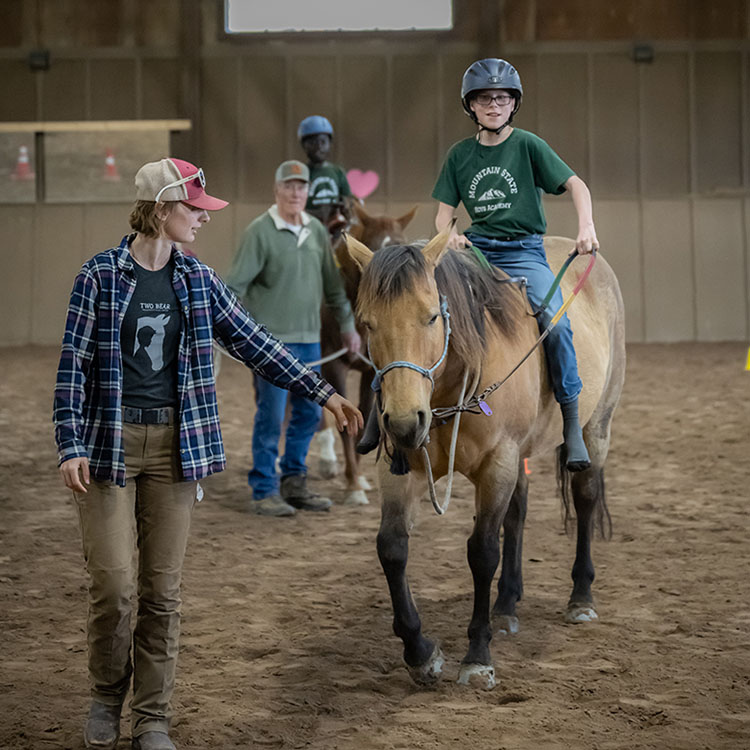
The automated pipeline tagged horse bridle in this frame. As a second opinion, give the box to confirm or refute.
[366,295,462,517]
[369,296,451,395]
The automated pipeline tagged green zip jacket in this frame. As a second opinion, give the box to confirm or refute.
[226,205,355,344]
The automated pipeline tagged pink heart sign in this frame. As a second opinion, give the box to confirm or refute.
[347,169,380,199]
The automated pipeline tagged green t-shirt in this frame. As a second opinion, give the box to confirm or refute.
[432,129,575,239]
[306,162,352,209]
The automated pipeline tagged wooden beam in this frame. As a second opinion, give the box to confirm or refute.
[0,120,192,133]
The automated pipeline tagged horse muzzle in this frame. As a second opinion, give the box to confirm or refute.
[382,410,430,451]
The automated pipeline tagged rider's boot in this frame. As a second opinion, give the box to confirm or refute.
[561,398,591,472]
[356,407,381,455]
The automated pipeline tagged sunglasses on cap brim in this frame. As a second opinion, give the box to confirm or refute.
[155,168,206,204]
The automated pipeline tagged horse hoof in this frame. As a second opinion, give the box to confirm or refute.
[565,604,598,623]
[318,458,339,479]
[342,490,369,506]
[457,663,496,690]
[407,646,445,686]
[357,475,373,491]
[495,615,519,636]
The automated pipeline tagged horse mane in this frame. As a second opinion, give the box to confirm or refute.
[357,243,527,377]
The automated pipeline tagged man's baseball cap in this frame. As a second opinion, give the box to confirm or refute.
[135,157,228,210]
[275,160,309,183]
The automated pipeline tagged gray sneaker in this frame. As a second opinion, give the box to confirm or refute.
[253,494,296,516]
[132,731,176,750]
[280,475,332,512]
[84,701,121,749]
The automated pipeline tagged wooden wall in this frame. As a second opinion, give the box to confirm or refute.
[1,0,749,345]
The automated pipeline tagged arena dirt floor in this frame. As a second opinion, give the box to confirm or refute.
[1,342,748,750]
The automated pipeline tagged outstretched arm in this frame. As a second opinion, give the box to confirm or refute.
[565,175,599,255]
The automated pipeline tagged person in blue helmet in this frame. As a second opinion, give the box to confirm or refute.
[432,58,598,472]
[297,115,353,237]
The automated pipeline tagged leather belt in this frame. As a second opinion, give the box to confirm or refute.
[122,406,175,425]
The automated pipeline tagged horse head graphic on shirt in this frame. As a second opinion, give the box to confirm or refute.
[134,313,171,371]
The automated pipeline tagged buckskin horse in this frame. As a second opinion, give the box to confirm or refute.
[315,201,417,505]
[345,227,625,688]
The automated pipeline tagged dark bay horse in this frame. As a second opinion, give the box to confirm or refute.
[345,229,625,688]
[315,202,417,505]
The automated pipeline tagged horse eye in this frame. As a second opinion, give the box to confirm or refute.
[428,315,439,325]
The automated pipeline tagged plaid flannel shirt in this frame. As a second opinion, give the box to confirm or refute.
[53,234,335,487]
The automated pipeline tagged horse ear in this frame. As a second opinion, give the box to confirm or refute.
[344,233,374,269]
[397,205,418,229]
[421,223,452,268]
[351,200,370,223]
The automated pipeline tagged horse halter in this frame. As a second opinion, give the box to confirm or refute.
[369,296,451,394]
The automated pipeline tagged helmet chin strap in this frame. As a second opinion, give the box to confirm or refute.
[476,110,516,136]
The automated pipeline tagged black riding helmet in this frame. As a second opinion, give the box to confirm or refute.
[461,58,523,134]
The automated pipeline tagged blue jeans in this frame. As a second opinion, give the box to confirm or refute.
[249,342,323,499]
[465,233,582,405]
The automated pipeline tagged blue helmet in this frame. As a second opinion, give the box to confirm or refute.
[297,115,334,141]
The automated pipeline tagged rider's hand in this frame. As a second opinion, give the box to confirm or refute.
[60,456,90,493]
[447,232,471,251]
[574,225,599,255]
[324,394,364,436]
[341,329,361,355]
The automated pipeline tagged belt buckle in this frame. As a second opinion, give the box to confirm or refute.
[122,406,141,424]
[145,408,169,425]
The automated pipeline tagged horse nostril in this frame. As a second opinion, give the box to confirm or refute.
[382,413,390,430]
[417,410,427,428]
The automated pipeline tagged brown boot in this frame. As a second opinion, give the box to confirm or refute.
[84,701,121,749]
[252,494,296,517]
[132,731,176,750]
[280,475,332,511]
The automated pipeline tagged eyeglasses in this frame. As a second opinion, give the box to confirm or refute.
[474,93,514,107]
[155,167,205,203]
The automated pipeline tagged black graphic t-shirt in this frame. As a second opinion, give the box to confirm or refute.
[121,258,181,408]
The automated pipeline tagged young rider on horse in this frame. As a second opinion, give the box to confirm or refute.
[298,115,353,238]
[432,58,598,471]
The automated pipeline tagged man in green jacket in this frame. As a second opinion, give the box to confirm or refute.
[227,160,361,516]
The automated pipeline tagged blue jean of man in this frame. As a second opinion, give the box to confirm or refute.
[464,233,582,405]
[249,341,322,499]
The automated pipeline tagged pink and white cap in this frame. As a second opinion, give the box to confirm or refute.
[135,157,228,211]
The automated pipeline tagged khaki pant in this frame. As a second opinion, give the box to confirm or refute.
[74,422,196,737]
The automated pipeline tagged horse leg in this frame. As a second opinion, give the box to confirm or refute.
[560,402,616,623]
[318,359,348,480]
[324,359,369,505]
[458,462,516,689]
[563,466,605,623]
[314,421,339,479]
[377,468,443,684]
[341,426,368,505]
[492,464,528,635]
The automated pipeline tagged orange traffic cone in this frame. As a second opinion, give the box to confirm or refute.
[11,145,34,181]
[103,148,121,182]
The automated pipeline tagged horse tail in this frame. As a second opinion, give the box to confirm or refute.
[556,446,612,540]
